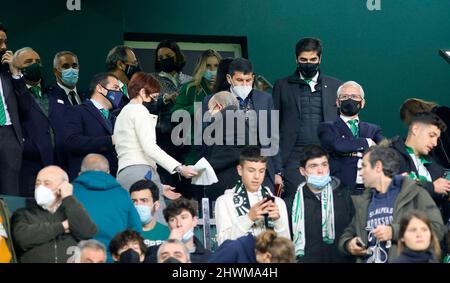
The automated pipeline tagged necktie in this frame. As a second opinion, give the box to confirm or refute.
[304,79,312,84]
[68,90,78,106]
[100,108,109,120]
[29,85,41,97]
[0,94,6,126]
[348,119,359,137]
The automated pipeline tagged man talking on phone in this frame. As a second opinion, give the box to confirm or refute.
[215,146,290,245]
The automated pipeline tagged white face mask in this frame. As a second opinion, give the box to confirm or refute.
[34,185,56,210]
[231,85,252,100]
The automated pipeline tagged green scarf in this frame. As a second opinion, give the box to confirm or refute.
[292,182,335,257]
[232,181,274,229]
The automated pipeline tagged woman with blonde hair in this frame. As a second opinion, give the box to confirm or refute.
[172,49,222,165]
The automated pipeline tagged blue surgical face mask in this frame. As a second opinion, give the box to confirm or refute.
[203,70,217,81]
[135,204,153,225]
[61,68,79,87]
[182,228,194,243]
[307,174,331,189]
[101,85,123,109]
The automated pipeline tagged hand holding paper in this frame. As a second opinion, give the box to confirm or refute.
[189,158,218,186]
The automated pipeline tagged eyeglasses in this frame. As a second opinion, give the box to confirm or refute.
[338,94,363,101]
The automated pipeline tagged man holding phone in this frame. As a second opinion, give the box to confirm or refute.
[215,146,290,245]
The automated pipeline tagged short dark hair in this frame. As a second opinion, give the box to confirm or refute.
[365,141,400,178]
[129,179,160,202]
[163,198,198,223]
[299,145,329,168]
[154,40,186,72]
[105,45,132,71]
[228,58,253,76]
[88,72,118,98]
[0,23,7,33]
[409,112,447,132]
[213,57,234,93]
[295,37,323,58]
[109,229,147,257]
[239,146,267,165]
[127,72,160,100]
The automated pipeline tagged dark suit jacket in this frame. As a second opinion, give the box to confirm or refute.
[15,79,54,167]
[273,71,342,169]
[203,89,281,190]
[47,84,87,170]
[0,71,26,145]
[63,100,117,180]
[318,117,384,189]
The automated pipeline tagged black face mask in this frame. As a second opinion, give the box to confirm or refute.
[22,62,43,83]
[118,248,141,263]
[339,99,362,116]
[162,257,182,263]
[297,62,319,79]
[125,64,141,80]
[159,57,177,73]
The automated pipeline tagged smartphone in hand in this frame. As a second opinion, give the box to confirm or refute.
[262,195,275,204]
[356,238,366,249]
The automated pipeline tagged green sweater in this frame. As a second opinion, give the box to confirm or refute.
[172,79,213,164]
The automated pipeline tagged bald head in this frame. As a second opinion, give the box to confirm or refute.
[35,165,69,190]
[80,154,110,173]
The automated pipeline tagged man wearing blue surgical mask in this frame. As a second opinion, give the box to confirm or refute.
[130,180,170,248]
[48,51,86,173]
[286,145,354,263]
[63,73,122,180]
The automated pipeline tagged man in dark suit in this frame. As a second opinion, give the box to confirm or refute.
[63,73,123,181]
[223,58,282,191]
[0,23,28,196]
[318,81,384,194]
[13,47,55,197]
[47,51,86,171]
[273,37,342,199]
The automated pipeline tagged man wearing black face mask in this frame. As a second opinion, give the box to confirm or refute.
[105,45,141,110]
[13,47,57,197]
[318,81,384,194]
[63,73,122,181]
[273,37,342,199]
[0,23,28,196]
[109,229,147,263]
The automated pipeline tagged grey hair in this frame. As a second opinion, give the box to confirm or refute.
[157,239,191,263]
[78,239,106,262]
[53,51,78,69]
[364,140,400,178]
[13,47,36,62]
[337,81,365,99]
[209,91,239,109]
[80,153,110,173]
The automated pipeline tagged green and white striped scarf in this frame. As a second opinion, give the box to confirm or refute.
[233,181,274,229]
[292,182,335,257]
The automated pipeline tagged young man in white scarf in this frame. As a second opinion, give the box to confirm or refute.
[287,145,355,262]
[215,146,290,245]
